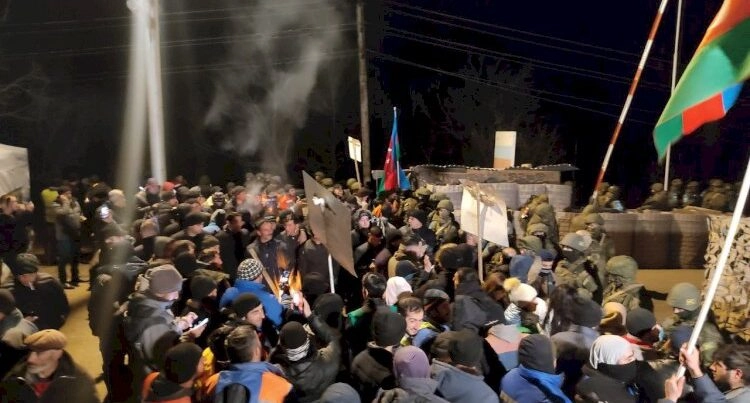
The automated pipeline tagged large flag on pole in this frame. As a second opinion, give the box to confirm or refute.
[653,0,750,159]
[378,107,411,193]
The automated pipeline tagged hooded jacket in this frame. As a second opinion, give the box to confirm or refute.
[204,361,292,403]
[452,281,505,333]
[375,377,449,403]
[220,280,283,328]
[430,360,498,403]
[268,314,341,402]
[501,365,569,403]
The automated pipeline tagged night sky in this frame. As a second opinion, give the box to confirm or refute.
[0,0,747,208]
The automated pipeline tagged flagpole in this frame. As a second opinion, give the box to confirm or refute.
[591,0,669,203]
[677,154,750,378]
[663,0,683,191]
[393,107,401,189]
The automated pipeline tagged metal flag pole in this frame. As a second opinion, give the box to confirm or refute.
[328,254,336,294]
[663,0,683,191]
[591,0,669,203]
[393,107,401,189]
[677,154,750,377]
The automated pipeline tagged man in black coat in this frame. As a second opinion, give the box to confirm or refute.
[216,212,252,281]
[0,329,98,403]
[1,254,69,331]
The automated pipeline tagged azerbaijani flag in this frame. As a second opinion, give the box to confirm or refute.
[653,0,750,159]
[378,107,411,194]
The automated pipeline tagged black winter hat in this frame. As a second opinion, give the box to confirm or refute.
[626,308,656,337]
[408,209,428,225]
[9,253,39,276]
[313,293,344,327]
[372,311,406,347]
[147,265,184,294]
[280,321,308,349]
[232,293,261,317]
[518,334,556,374]
[571,296,603,328]
[190,275,217,301]
[438,244,472,270]
[163,342,203,383]
[184,212,206,227]
[0,289,15,315]
[449,330,482,367]
[173,252,199,277]
[301,272,329,299]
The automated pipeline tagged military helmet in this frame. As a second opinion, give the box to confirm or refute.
[650,182,664,192]
[402,198,418,212]
[560,232,588,252]
[606,255,638,278]
[349,182,362,191]
[314,171,325,180]
[584,213,604,226]
[526,222,550,236]
[436,199,454,212]
[667,282,701,311]
[517,235,543,254]
[606,185,621,198]
[670,178,684,188]
[686,181,700,192]
[429,192,448,202]
[414,186,432,198]
[320,178,335,187]
[575,230,593,250]
[346,178,358,187]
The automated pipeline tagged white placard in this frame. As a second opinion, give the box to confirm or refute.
[460,186,509,246]
[347,136,362,162]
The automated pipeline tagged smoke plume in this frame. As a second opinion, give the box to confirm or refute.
[204,1,346,178]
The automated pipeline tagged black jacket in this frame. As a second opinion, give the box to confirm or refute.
[269,314,341,402]
[1,273,69,330]
[452,281,505,333]
[351,342,396,403]
[0,351,99,403]
[216,228,252,281]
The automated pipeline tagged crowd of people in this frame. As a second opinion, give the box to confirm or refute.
[0,171,747,403]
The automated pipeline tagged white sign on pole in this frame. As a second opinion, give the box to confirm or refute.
[347,136,362,163]
[460,186,509,247]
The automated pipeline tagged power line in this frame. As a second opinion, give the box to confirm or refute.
[382,7,652,67]
[382,0,676,66]
[0,24,355,60]
[0,1,345,36]
[382,26,670,94]
[367,49,655,126]
[63,49,356,83]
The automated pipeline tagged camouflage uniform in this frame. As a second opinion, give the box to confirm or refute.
[682,181,701,207]
[667,179,684,210]
[661,282,724,363]
[429,199,459,246]
[527,201,559,245]
[602,255,642,311]
[639,183,671,211]
[555,233,598,299]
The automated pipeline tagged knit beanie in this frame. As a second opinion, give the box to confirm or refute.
[237,258,263,281]
[539,249,555,262]
[669,325,693,354]
[438,245,469,270]
[423,288,450,309]
[0,289,16,315]
[372,311,406,347]
[319,383,361,403]
[384,276,412,306]
[504,277,537,303]
[393,346,430,379]
[232,293,261,318]
[570,296,603,328]
[163,342,203,383]
[625,308,656,337]
[509,255,534,283]
[448,330,482,367]
[190,275,218,301]
[280,321,310,362]
[147,265,183,294]
[408,209,428,225]
[518,334,556,374]
[173,252,199,277]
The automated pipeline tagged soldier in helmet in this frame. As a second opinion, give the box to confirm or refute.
[429,199,459,246]
[583,213,615,280]
[661,282,723,363]
[570,204,599,232]
[702,179,728,211]
[602,255,643,310]
[595,182,611,207]
[526,199,559,245]
[414,186,433,213]
[525,222,558,258]
[314,171,326,183]
[667,178,684,210]
[601,185,625,212]
[554,232,599,301]
[682,181,701,207]
[639,183,671,211]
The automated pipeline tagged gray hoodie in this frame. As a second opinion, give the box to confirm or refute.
[430,360,499,403]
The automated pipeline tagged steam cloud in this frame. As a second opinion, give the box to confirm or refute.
[204,1,345,178]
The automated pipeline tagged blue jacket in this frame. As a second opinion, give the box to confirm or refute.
[501,365,570,403]
[220,280,283,327]
[210,361,292,403]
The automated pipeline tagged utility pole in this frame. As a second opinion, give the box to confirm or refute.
[145,0,167,183]
[356,0,371,186]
